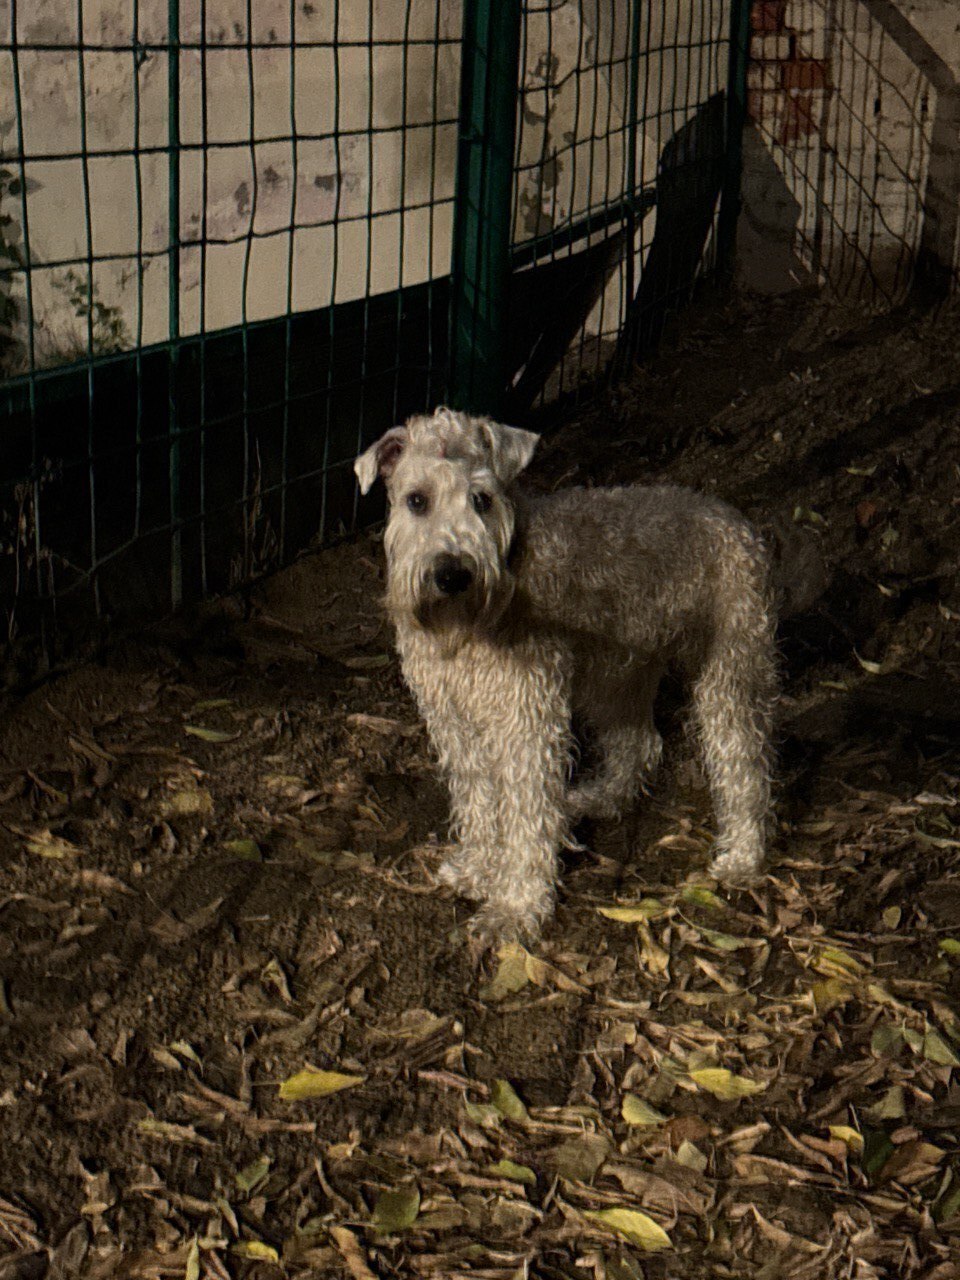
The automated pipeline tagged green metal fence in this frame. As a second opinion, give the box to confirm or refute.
[0,0,747,662]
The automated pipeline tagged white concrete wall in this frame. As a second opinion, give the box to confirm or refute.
[0,0,727,373]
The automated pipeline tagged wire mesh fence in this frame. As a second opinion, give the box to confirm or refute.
[745,0,960,303]
[0,0,746,663]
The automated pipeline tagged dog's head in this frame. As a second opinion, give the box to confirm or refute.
[354,407,539,632]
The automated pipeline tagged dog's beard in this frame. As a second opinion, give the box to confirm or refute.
[387,560,514,643]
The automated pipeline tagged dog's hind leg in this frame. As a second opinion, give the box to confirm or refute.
[567,659,663,821]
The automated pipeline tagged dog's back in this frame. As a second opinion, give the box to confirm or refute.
[514,483,770,659]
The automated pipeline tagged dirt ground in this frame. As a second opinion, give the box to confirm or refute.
[1,289,959,1280]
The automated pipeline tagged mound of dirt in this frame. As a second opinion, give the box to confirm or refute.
[1,291,958,1280]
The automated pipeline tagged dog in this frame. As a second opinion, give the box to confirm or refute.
[355,407,777,943]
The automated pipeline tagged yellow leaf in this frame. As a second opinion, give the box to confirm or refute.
[184,725,238,743]
[638,920,670,976]
[621,1094,667,1126]
[689,1068,766,1100]
[675,1139,708,1172]
[584,1207,672,1252]
[24,830,82,859]
[184,1239,200,1280]
[479,942,530,1001]
[278,1068,365,1100]
[882,906,901,930]
[223,838,261,861]
[939,939,960,958]
[811,978,855,1011]
[813,946,865,979]
[170,1040,202,1067]
[163,788,214,817]
[854,651,883,675]
[597,899,666,922]
[829,1125,864,1152]
[231,1240,280,1263]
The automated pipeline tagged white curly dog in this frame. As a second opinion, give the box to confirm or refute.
[355,407,777,943]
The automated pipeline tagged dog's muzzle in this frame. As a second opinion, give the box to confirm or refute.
[433,554,474,597]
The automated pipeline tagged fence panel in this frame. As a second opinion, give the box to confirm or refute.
[0,0,745,662]
[745,0,959,303]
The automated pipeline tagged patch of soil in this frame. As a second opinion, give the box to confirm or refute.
[1,291,959,1280]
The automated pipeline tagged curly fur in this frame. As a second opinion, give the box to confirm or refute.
[355,408,778,944]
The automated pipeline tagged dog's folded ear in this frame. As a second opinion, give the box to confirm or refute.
[354,427,408,494]
[479,420,540,484]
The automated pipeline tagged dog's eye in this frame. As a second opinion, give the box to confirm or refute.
[406,491,428,515]
[471,491,492,515]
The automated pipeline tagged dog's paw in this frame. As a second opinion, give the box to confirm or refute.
[468,891,554,949]
[708,847,763,884]
[436,847,486,900]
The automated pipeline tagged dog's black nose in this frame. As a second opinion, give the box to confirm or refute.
[434,556,473,596]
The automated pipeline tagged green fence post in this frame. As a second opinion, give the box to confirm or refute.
[717,0,751,277]
[167,0,182,607]
[448,0,522,418]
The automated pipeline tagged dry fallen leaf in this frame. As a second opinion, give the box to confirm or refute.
[24,830,82,860]
[689,1068,767,1100]
[584,1207,672,1252]
[621,1095,667,1126]
[278,1069,365,1100]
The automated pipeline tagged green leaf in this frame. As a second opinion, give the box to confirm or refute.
[371,1184,420,1233]
[867,1085,906,1121]
[236,1156,271,1194]
[584,1207,672,1252]
[548,1133,610,1183]
[697,926,753,951]
[681,886,725,911]
[939,938,960,958]
[463,1100,500,1127]
[923,1029,960,1067]
[862,1129,896,1181]
[488,1159,536,1185]
[933,1174,960,1226]
[278,1068,365,1100]
[870,1022,903,1057]
[490,1078,528,1122]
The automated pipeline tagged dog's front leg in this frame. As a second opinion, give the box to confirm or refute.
[470,638,573,945]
